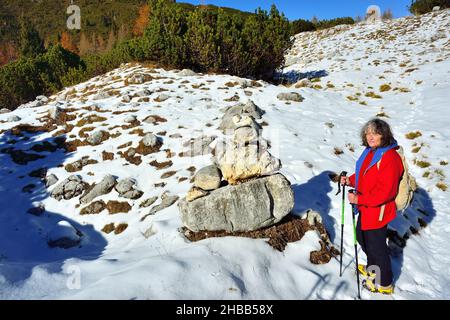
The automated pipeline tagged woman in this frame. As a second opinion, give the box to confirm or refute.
[341,118,404,294]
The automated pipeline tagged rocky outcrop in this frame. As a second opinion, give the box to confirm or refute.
[179,174,294,232]
[115,178,144,199]
[51,175,88,201]
[80,175,117,204]
[276,92,304,102]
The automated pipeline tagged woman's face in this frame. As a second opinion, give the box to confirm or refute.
[366,129,382,148]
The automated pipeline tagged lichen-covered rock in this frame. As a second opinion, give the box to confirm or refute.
[80,175,117,204]
[179,173,294,232]
[193,165,222,191]
[51,175,88,200]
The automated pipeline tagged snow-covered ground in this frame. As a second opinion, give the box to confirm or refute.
[0,10,449,300]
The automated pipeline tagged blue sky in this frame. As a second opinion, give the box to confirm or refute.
[181,0,413,20]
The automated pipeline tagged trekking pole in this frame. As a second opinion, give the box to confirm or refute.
[335,171,347,277]
[349,189,361,300]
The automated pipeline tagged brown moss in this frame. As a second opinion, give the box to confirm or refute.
[117,142,132,149]
[63,139,90,153]
[183,215,338,259]
[161,171,177,179]
[106,201,132,214]
[112,109,139,115]
[129,128,145,136]
[135,139,163,156]
[165,149,176,158]
[75,115,107,127]
[143,115,167,124]
[80,200,106,215]
[10,123,57,136]
[376,112,390,118]
[121,120,141,130]
[30,141,59,153]
[365,92,383,99]
[102,151,114,161]
[156,131,167,136]
[118,149,142,166]
[224,94,240,102]
[114,223,128,234]
[178,177,188,183]
[405,131,422,139]
[415,160,431,168]
[411,146,421,153]
[154,182,166,188]
[379,84,392,92]
[78,126,96,138]
[224,81,238,87]
[187,166,196,176]
[65,158,98,172]
[334,147,344,155]
[150,160,173,170]
[102,223,115,234]
[436,182,447,192]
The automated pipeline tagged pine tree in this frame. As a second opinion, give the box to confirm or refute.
[185,9,220,72]
[19,17,45,58]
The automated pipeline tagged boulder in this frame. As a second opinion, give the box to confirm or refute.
[155,93,169,102]
[142,133,159,148]
[115,178,144,199]
[193,165,222,191]
[7,115,21,122]
[294,78,313,88]
[87,130,108,146]
[179,173,294,232]
[277,92,304,102]
[48,221,82,249]
[124,115,137,123]
[45,174,59,187]
[215,142,281,185]
[80,175,117,204]
[178,69,198,77]
[51,175,88,200]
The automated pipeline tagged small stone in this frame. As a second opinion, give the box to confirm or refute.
[186,186,209,202]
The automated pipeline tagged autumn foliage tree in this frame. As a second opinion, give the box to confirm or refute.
[60,31,79,54]
[133,4,150,36]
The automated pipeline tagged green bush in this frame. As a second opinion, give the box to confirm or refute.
[290,19,316,35]
[0,44,84,110]
[314,17,355,30]
[409,0,450,14]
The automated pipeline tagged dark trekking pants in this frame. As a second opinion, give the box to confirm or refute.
[356,214,393,287]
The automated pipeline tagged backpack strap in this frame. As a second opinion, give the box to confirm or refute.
[379,204,385,221]
[377,157,385,221]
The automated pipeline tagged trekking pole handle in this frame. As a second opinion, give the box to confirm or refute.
[336,171,348,195]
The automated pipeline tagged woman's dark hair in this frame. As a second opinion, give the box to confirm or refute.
[360,118,395,147]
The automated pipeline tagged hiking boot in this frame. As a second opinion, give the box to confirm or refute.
[357,264,376,280]
[362,279,394,295]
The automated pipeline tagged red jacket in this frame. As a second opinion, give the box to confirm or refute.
[348,148,404,231]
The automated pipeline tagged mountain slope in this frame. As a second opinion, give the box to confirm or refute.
[0,10,449,299]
